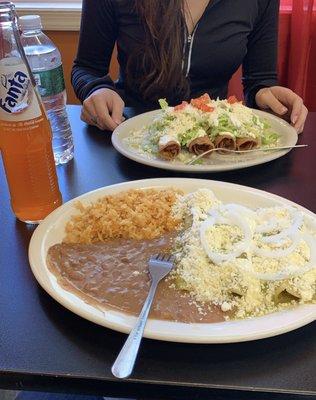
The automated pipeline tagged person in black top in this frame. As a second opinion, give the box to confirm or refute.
[72,0,308,132]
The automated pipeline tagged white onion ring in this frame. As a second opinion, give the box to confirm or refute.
[244,234,316,281]
[208,203,256,219]
[201,203,315,280]
[253,208,303,258]
[260,211,303,244]
[256,207,299,233]
[226,204,256,217]
[200,211,252,265]
[255,207,289,233]
[255,219,279,234]
[253,234,299,259]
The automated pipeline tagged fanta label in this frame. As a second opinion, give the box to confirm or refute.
[0,60,41,122]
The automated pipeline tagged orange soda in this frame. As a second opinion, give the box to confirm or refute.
[0,2,62,223]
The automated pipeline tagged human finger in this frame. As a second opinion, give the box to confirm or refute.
[82,98,98,122]
[111,95,125,126]
[294,105,308,133]
[81,108,96,125]
[260,89,288,115]
[290,96,303,125]
[92,97,117,131]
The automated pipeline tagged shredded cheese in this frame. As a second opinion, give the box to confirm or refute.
[171,189,316,319]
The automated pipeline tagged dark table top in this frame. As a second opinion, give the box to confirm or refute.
[0,105,316,400]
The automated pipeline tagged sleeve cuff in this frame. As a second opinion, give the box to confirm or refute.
[244,80,278,109]
[245,85,267,108]
[85,83,118,100]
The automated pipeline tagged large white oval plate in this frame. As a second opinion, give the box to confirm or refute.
[29,178,316,343]
[112,109,298,173]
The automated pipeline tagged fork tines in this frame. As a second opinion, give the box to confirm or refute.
[152,253,175,262]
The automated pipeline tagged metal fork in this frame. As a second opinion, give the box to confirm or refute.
[111,253,175,379]
[186,144,308,165]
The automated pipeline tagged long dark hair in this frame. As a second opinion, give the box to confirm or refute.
[126,0,190,103]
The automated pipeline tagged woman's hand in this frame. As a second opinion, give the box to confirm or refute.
[255,86,308,133]
[81,88,125,131]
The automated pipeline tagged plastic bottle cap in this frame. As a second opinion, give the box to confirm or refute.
[19,15,42,31]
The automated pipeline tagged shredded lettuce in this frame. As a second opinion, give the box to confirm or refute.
[210,114,237,138]
[132,98,280,160]
[191,158,205,165]
[262,131,279,146]
[180,129,200,146]
[263,120,271,130]
[159,98,169,110]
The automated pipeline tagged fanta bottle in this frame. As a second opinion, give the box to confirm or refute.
[0,2,62,223]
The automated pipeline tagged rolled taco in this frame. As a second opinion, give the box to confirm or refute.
[214,132,236,153]
[236,137,261,151]
[158,135,181,160]
[188,135,214,155]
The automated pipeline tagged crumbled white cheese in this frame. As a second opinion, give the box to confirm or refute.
[159,134,179,146]
[171,189,316,319]
[204,224,243,252]
[221,302,232,312]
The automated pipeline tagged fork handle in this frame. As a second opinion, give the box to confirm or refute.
[111,279,159,379]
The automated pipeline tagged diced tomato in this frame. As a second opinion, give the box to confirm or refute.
[190,93,214,112]
[174,101,188,111]
[198,104,215,112]
[190,98,201,108]
[190,93,211,105]
[190,97,214,112]
[227,95,239,104]
[197,93,212,104]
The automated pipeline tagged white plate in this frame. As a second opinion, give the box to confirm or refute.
[112,109,298,172]
[28,178,316,343]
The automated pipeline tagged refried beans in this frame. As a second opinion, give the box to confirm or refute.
[47,233,226,323]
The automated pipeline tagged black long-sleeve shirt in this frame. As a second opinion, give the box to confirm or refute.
[72,0,279,109]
